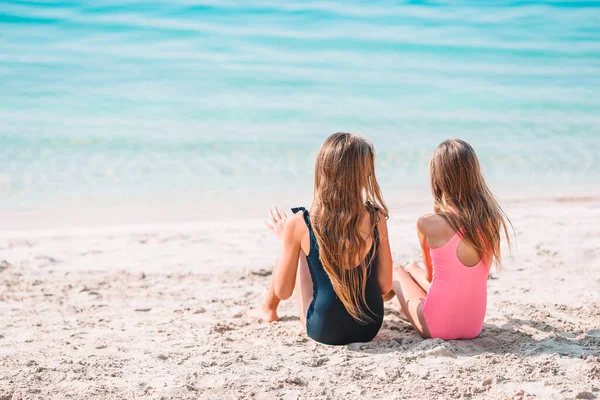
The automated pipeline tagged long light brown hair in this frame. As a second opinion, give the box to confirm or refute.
[310,133,388,323]
[430,139,512,268]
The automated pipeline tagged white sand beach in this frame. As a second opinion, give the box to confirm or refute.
[0,195,599,399]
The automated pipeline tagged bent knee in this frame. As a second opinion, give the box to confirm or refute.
[405,262,421,274]
[393,265,412,280]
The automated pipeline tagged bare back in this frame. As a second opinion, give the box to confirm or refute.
[419,213,482,267]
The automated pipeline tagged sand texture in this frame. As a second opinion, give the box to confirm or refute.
[0,198,599,399]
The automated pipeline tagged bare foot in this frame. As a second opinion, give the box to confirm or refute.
[249,304,280,322]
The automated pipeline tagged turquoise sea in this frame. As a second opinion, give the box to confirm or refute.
[1,1,599,209]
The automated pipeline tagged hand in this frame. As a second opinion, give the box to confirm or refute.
[264,206,287,240]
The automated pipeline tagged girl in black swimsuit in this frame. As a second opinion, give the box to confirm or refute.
[257,133,393,346]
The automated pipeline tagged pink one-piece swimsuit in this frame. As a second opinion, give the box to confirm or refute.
[422,230,490,340]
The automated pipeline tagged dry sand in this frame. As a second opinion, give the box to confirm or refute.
[0,197,599,399]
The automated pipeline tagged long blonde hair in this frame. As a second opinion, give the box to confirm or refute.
[430,139,512,268]
[311,133,388,323]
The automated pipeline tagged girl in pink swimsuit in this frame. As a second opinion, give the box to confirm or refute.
[386,139,512,340]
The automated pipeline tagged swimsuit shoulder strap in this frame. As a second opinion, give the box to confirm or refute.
[292,207,318,259]
[365,202,380,243]
[453,226,467,244]
[291,206,311,230]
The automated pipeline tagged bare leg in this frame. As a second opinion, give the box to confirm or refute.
[256,266,282,322]
[405,262,431,293]
[294,253,313,329]
[255,254,313,325]
[392,265,431,338]
[382,264,404,302]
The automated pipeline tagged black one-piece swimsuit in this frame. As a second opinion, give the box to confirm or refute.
[292,207,384,345]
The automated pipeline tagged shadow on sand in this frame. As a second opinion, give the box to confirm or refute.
[346,309,598,358]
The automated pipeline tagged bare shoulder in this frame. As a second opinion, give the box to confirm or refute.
[417,213,454,239]
[287,211,306,226]
[375,209,389,233]
[376,209,388,223]
[377,208,388,219]
[285,212,308,235]
[417,213,443,231]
